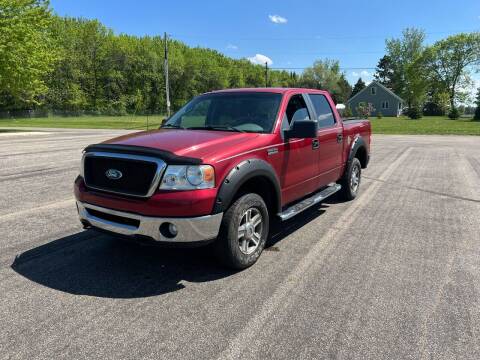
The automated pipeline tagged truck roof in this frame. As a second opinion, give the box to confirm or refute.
[205,87,329,95]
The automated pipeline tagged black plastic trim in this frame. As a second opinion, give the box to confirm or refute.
[212,159,281,214]
[84,144,201,165]
[348,136,368,166]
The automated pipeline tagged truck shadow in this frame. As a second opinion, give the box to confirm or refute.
[11,201,331,299]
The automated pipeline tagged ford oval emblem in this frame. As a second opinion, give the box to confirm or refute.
[105,169,123,180]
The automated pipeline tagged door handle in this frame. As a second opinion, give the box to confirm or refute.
[336,133,343,143]
[312,139,319,149]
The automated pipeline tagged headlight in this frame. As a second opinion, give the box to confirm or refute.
[159,165,215,190]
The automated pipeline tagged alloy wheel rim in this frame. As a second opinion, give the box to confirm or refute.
[350,165,360,193]
[237,208,263,255]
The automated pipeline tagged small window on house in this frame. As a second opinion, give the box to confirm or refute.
[381,101,389,109]
[371,87,376,95]
[398,102,402,110]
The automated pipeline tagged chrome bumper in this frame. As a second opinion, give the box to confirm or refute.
[77,201,223,243]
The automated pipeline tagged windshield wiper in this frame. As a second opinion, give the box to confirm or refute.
[186,125,245,133]
[161,124,185,129]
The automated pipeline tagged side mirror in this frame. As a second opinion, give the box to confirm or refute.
[285,120,317,140]
[161,117,169,126]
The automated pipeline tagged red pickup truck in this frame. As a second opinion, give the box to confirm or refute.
[75,88,370,269]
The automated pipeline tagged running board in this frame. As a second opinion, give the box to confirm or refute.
[277,183,341,221]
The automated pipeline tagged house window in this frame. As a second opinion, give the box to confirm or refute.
[398,102,402,110]
[381,101,389,109]
[371,87,376,95]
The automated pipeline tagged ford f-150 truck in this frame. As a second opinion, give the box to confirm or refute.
[75,88,371,269]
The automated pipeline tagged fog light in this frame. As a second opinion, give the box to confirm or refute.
[159,222,178,238]
[168,223,178,236]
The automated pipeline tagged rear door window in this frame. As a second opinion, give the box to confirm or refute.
[309,94,336,128]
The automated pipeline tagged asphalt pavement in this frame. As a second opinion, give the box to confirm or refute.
[0,129,479,359]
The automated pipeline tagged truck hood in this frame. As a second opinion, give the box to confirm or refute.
[102,129,262,162]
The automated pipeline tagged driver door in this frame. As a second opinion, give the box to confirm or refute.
[279,94,320,204]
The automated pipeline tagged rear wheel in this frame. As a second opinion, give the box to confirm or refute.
[340,157,362,200]
[214,193,269,269]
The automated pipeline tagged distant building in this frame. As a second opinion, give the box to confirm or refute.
[347,81,404,117]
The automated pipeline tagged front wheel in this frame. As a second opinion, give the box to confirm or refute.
[340,157,362,201]
[214,193,269,269]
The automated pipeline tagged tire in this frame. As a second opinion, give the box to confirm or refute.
[214,193,269,269]
[340,157,362,201]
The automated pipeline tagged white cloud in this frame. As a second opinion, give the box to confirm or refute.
[226,44,238,50]
[351,70,372,79]
[269,15,288,24]
[247,54,273,66]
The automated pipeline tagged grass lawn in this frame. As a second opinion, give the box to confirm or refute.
[0,115,165,130]
[0,114,479,135]
[369,116,480,135]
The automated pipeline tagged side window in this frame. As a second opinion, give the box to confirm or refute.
[285,95,310,127]
[371,87,376,95]
[309,94,335,128]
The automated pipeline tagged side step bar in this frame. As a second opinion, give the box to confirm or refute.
[277,183,341,221]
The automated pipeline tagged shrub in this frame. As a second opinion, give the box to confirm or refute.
[474,107,480,121]
[377,111,383,119]
[343,105,353,118]
[356,102,375,119]
[448,107,460,119]
[407,105,422,119]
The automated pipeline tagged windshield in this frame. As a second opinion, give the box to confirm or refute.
[162,92,282,133]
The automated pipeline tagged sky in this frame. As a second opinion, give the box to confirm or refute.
[51,0,480,90]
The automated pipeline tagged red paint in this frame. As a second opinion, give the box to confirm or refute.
[75,88,371,217]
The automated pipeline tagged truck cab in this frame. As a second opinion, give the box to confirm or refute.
[75,88,371,269]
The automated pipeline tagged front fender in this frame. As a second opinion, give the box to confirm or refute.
[212,159,281,214]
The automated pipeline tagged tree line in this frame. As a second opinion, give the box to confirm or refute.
[1,1,479,119]
[0,0,353,117]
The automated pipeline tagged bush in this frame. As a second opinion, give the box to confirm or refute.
[343,105,353,118]
[407,106,422,119]
[377,111,383,119]
[448,107,460,119]
[474,107,480,121]
[356,102,375,119]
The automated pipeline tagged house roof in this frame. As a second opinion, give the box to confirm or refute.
[347,81,404,103]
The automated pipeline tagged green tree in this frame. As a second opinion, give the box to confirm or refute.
[423,32,480,110]
[298,59,350,103]
[0,0,59,108]
[374,55,394,87]
[350,78,366,98]
[336,74,352,104]
[385,28,426,106]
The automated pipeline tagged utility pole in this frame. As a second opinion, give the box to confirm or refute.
[265,62,268,88]
[164,32,171,117]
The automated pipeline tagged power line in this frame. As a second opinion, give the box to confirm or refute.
[271,67,377,70]
[171,28,480,41]
[226,50,385,56]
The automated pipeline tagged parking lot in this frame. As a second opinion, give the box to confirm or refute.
[1,129,479,359]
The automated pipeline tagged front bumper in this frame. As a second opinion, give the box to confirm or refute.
[77,201,223,243]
